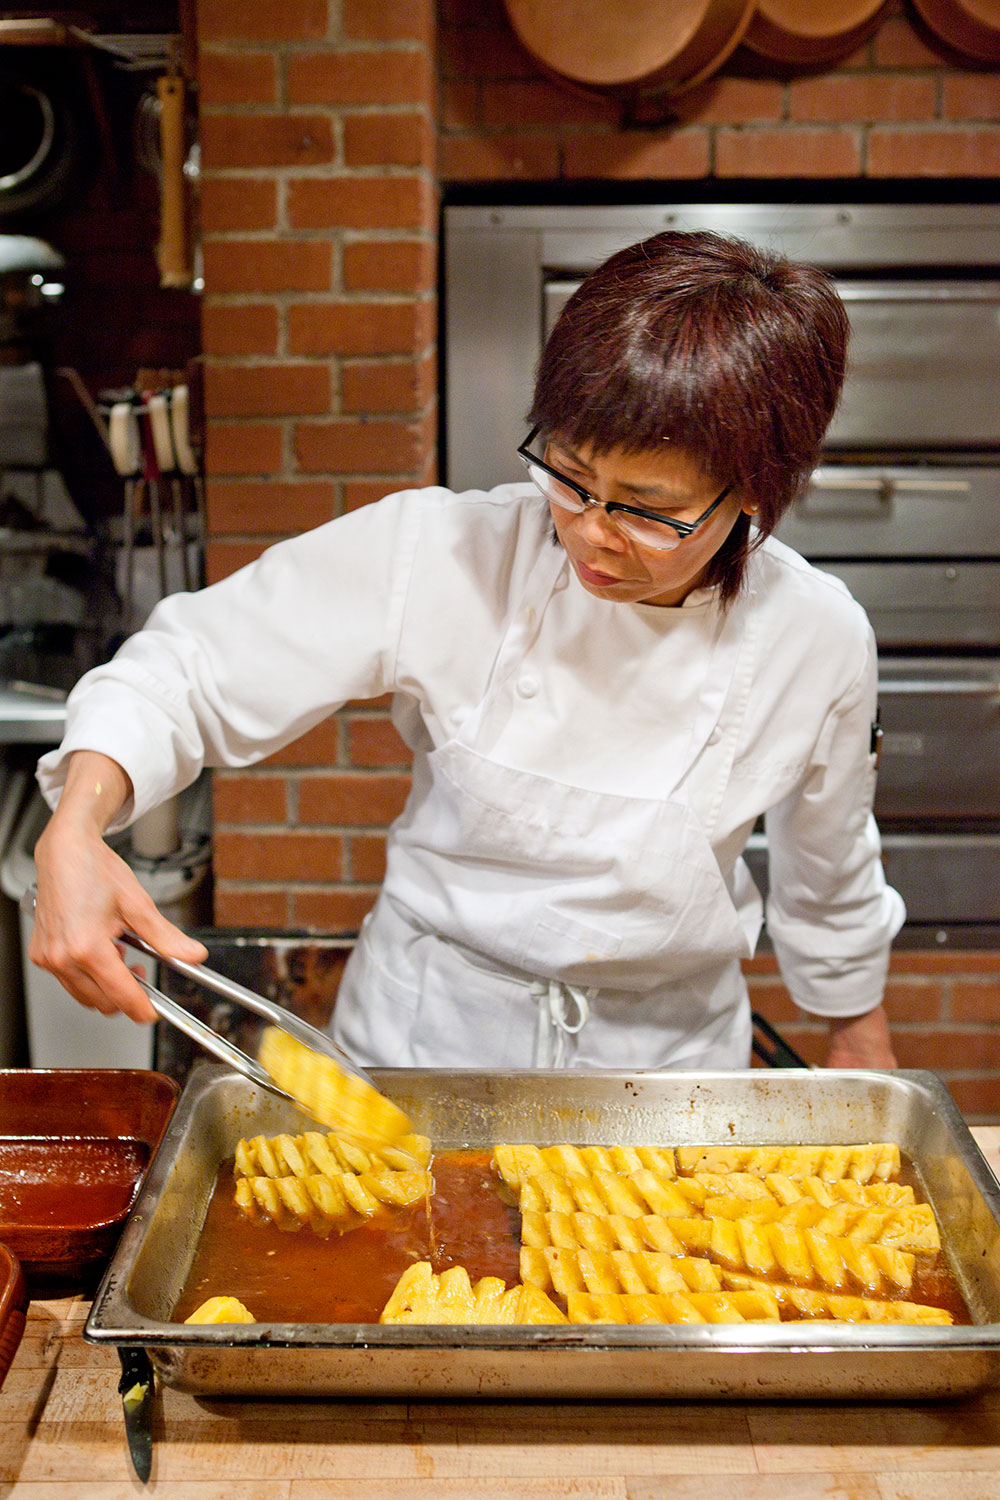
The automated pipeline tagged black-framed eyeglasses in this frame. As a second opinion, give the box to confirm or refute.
[517,425,733,553]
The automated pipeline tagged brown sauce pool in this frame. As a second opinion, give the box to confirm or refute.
[174,1148,972,1326]
[175,1151,520,1324]
[0,1137,150,1227]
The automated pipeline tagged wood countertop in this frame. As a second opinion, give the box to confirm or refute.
[3,1128,1000,1499]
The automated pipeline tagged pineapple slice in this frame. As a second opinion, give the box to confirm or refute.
[184,1295,255,1324]
[379,1262,567,1325]
[234,1167,431,1234]
[257,1025,411,1147]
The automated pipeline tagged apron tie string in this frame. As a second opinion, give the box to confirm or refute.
[531,979,593,1068]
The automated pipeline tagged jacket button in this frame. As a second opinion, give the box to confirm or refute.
[516,674,540,698]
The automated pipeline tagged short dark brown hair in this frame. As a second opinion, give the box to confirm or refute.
[528,229,850,600]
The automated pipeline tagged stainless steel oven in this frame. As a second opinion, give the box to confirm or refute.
[443,202,1000,942]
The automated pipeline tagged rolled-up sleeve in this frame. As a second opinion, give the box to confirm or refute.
[763,626,906,1018]
[37,491,419,830]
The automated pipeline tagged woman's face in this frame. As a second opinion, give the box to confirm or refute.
[544,435,753,608]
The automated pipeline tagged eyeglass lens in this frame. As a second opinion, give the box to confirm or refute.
[523,459,683,552]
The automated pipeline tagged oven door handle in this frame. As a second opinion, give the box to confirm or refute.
[809,473,971,496]
[879,678,1000,697]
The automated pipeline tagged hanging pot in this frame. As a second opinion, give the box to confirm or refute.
[742,0,893,65]
[910,0,1000,63]
[504,0,756,96]
[0,67,79,217]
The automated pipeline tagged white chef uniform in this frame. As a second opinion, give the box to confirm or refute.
[37,483,905,1069]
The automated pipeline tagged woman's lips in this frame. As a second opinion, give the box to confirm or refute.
[576,559,625,587]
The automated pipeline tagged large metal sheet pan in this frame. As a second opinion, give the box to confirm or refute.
[86,1064,1000,1400]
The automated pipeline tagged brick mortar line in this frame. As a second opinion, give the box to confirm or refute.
[205,473,432,488]
[201,41,427,57]
[216,879,381,889]
[434,53,969,80]
[207,407,435,422]
[202,288,435,305]
[439,121,710,137]
[216,768,297,776]
[339,229,437,241]
[201,103,436,119]
[443,118,996,139]
[202,165,439,179]
[776,1026,1000,1037]
[204,358,339,370]
[432,64,956,86]
[286,767,412,778]
[204,358,431,371]
[289,408,434,423]
[225,823,398,831]
[201,166,438,179]
[879,1022,1000,1030]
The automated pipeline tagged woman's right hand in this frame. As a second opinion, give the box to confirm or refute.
[29,750,208,1023]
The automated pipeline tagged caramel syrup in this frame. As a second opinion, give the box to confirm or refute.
[174,1148,971,1325]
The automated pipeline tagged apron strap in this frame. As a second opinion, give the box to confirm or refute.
[531,979,594,1069]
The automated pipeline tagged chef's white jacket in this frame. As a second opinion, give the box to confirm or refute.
[38,482,905,1021]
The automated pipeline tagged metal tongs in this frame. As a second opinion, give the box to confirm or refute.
[20,887,378,1108]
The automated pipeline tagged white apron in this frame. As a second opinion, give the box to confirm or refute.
[333,540,758,1071]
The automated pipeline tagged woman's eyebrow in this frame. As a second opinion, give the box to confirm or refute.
[618,481,683,501]
[550,439,593,473]
[551,441,694,505]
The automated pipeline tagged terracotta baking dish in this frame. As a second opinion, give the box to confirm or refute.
[504,0,755,95]
[0,1243,27,1388]
[742,0,891,65]
[0,1069,178,1294]
[912,0,1000,63]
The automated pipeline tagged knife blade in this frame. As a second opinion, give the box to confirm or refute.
[117,1345,154,1483]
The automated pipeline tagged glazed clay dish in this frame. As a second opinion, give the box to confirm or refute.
[0,1069,178,1293]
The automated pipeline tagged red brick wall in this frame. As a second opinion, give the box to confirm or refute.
[747,954,1000,1120]
[195,0,1000,1117]
[196,0,436,931]
[437,0,1000,180]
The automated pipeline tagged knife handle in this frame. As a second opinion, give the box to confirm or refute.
[118,1345,154,1394]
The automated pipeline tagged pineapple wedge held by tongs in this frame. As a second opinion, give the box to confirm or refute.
[256,1025,411,1147]
[29,883,417,1149]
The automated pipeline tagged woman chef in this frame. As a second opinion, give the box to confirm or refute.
[30,229,904,1071]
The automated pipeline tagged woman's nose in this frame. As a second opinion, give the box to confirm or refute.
[578,503,627,550]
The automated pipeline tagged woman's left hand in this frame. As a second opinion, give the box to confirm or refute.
[824,1004,897,1068]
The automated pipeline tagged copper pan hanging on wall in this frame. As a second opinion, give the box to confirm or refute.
[503,0,756,97]
[910,0,1000,63]
[742,0,893,65]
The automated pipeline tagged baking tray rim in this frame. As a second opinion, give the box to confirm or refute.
[85,1064,1000,1354]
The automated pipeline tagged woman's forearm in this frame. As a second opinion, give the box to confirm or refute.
[45,750,134,835]
[824,1003,897,1068]
[31,749,206,1022]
